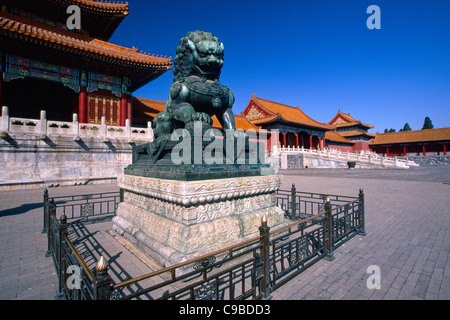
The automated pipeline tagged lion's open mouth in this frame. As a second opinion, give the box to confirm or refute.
[193,62,221,77]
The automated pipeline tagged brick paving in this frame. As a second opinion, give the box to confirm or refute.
[0,166,449,300]
[274,167,450,300]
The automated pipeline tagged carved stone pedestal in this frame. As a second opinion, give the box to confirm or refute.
[112,174,285,268]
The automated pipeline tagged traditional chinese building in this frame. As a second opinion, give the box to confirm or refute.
[369,127,450,157]
[242,94,331,150]
[0,0,172,126]
[328,110,375,151]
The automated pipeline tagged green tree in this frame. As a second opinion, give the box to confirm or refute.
[384,128,389,133]
[402,123,412,131]
[422,117,434,130]
[389,128,396,132]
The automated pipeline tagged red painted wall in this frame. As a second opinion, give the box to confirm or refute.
[352,141,371,151]
[326,143,354,153]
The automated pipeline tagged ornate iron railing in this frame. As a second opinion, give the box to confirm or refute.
[44,199,112,300]
[43,185,366,300]
[111,237,265,300]
[276,183,359,220]
[42,189,120,224]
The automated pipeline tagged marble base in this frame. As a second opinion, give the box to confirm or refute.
[112,174,285,267]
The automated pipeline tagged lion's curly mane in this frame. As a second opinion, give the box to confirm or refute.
[173,30,222,82]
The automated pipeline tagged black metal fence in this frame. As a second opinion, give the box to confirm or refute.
[43,197,113,300]
[43,189,120,225]
[275,183,360,220]
[43,185,366,300]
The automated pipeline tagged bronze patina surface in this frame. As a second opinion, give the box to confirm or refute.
[126,31,270,180]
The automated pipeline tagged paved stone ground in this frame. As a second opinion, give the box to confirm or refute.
[273,166,450,300]
[0,184,120,300]
[0,166,449,300]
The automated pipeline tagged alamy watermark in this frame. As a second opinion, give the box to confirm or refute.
[66,265,81,290]
[366,5,381,30]
[366,265,381,289]
[66,5,81,30]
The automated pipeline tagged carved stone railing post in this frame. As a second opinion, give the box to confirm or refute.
[0,106,9,133]
[39,110,47,140]
[100,116,108,142]
[72,113,79,137]
[147,121,153,140]
[125,119,131,138]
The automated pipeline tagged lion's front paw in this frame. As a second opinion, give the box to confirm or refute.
[192,112,212,124]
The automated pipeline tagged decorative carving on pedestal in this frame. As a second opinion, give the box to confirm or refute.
[112,174,285,267]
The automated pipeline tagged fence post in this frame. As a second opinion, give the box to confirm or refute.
[42,189,48,234]
[119,188,124,203]
[93,256,112,300]
[323,197,335,261]
[55,213,68,300]
[358,188,367,236]
[45,198,55,257]
[290,183,296,219]
[259,215,272,300]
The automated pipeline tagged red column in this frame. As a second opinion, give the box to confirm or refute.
[271,130,279,150]
[319,137,322,150]
[386,146,389,156]
[422,145,426,156]
[295,133,299,148]
[282,132,286,147]
[403,146,407,156]
[323,137,326,150]
[309,135,313,149]
[78,86,87,123]
[120,93,127,126]
[444,144,447,156]
[127,94,132,126]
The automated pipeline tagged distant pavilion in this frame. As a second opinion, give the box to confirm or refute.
[370,128,450,157]
[327,110,375,151]
[242,94,331,150]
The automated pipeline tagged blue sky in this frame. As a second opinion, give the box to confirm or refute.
[110,0,450,133]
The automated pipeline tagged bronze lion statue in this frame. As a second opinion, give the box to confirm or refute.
[153,30,236,140]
